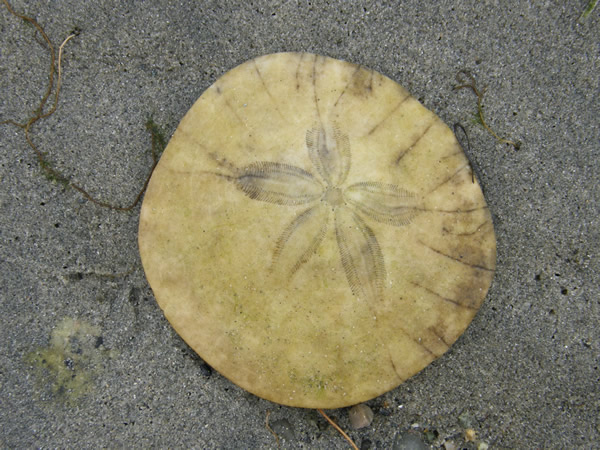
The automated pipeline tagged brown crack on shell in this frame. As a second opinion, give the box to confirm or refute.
[366,94,412,136]
[394,121,436,165]
[410,281,478,311]
[418,238,494,273]
[345,65,375,98]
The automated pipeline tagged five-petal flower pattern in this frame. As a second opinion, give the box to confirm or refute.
[232,123,420,305]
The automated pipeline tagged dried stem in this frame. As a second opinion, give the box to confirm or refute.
[317,408,359,450]
[265,410,281,448]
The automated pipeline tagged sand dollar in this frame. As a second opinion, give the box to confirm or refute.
[138,53,496,408]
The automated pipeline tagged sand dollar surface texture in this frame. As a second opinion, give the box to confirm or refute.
[138,53,496,408]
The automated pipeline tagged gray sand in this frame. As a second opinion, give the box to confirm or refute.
[1,1,598,448]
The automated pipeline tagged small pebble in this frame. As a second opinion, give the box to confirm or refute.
[443,441,458,450]
[348,404,374,429]
[198,360,213,377]
[270,418,295,441]
[465,428,477,442]
[392,432,428,450]
[423,428,438,443]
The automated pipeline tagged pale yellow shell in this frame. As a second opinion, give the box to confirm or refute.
[138,53,496,408]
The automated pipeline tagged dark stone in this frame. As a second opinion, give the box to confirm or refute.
[360,438,372,450]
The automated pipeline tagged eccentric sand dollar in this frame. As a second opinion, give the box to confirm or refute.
[138,53,496,408]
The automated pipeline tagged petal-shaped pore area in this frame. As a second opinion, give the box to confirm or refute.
[272,205,329,277]
[345,182,420,226]
[306,124,351,186]
[236,162,323,205]
[334,206,385,304]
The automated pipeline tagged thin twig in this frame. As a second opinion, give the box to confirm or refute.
[317,409,359,450]
[56,32,78,106]
[265,410,281,449]
[454,69,520,150]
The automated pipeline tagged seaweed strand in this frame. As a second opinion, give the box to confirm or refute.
[454,69,520,150]
[1,0,161,211]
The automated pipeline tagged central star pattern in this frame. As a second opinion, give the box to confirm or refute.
[233,123,420,304]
